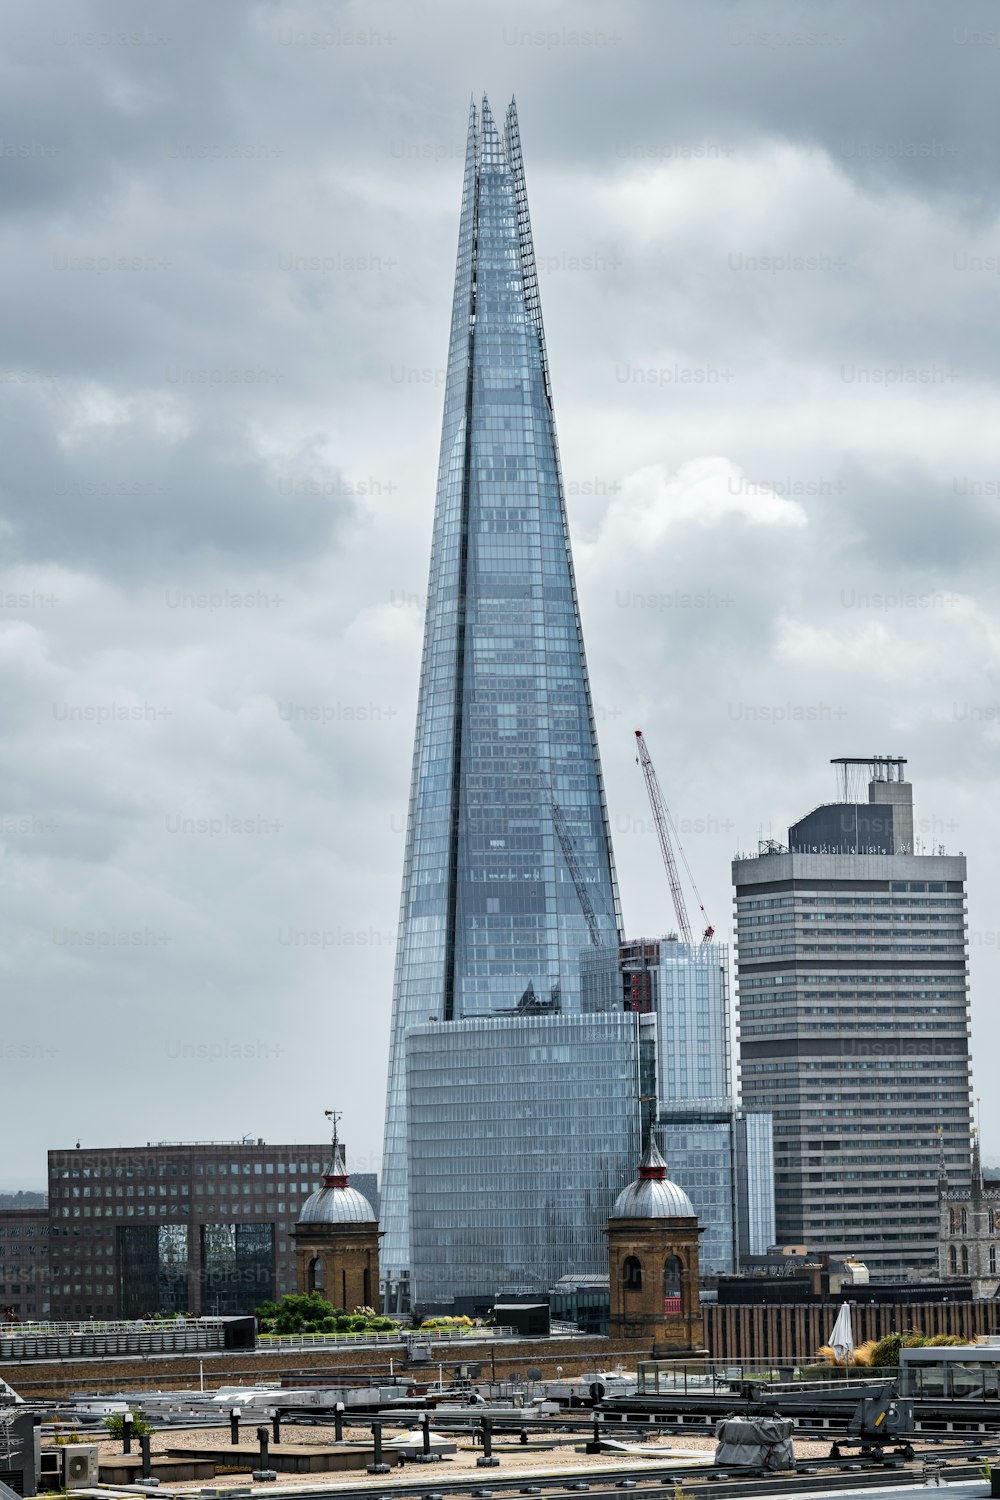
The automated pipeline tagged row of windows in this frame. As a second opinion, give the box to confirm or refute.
[744,1008,965,1022]
[947,1208,1000,1234]
[743,991,965,1004]
[741,973,967,987]
[767,1105,970,1119]
[57,1196,320,1219]
[741,943,965,957]
[742,1021,968,1035]
[948,1245,993,1273]
[739,911,961,926]
[56,1181,319,1200]
[736,892,962,911]
[745,1059,966,1073]
[54,1161,322,1180]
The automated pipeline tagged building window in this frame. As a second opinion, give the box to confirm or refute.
[961,1208,968,1234]
[990,1246,997,1274]
[962,1245,970,1275]
[308,1256,324,1293]
[622,1256,642,1291]
[664,1255,683,1311]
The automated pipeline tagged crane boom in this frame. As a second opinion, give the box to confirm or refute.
[634,729,715,944]
[634,730,693,943]
[551,800,603,947]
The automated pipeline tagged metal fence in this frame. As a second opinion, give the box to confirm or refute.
[0,1325,228,1359]
[636,1358,895,1395]
[257,1326,517,1350]
[0,1318,231,1336]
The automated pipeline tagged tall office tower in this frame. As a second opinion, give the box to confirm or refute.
[733,756,973,1275]
[381,97,624,1306]
[619,938,775,1272]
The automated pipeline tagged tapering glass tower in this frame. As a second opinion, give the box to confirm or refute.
[381,97,625,1300]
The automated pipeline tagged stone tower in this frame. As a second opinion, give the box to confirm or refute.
[607,1134,704,1353]
[294,1138,381,1312]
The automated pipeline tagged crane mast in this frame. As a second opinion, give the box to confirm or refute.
[634,729,715,944]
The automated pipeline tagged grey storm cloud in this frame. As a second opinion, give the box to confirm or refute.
[1,0,999,1185]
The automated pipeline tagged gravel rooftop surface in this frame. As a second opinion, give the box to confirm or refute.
[89,1421,840,1492]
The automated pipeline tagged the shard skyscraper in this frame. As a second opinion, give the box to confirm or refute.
[381,98,641,1308]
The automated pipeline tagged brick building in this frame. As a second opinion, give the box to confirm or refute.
[45,1140,378,1320]
[0,1206,50,1318]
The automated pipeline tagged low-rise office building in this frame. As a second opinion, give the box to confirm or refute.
[0,1206,50,1319]
[46,1140,378,1319]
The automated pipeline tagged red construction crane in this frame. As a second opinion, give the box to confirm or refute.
[634,729,715,944]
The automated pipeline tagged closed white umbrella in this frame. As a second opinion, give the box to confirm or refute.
[829,1301,855,1366]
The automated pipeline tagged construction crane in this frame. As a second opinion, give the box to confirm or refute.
[634,729,714,944]
[551,800,603,947]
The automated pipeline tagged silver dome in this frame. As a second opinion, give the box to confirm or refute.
[611,1177,695,1219]
[298,1184,376,1225]
[296,1140,377,1226]
[610,1133,696,1220]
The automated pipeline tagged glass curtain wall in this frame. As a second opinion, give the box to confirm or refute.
[381,96,622,1290]
[406,1012,642,1302]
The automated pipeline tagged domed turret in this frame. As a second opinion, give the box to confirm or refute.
[611,1134,696,1220]
[298,1141,377,1225]
[293,1117,381,1309]
[606,1127,704,1354]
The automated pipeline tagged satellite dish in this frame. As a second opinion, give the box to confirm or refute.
[528,1367,542,1382]
[590,1380,606,1403]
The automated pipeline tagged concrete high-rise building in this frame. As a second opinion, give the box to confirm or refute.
[381,96,629,1306]
[733,756,973,1275]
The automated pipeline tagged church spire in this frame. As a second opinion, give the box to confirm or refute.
[936,1124,950,1198]
[971,1125,983,1201]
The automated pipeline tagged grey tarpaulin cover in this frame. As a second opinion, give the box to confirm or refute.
[714,1415,795,1470]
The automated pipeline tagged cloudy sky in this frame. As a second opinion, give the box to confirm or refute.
[4,0,999,1187]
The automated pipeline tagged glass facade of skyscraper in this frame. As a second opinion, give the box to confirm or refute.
[406,1013,645,1302]
[735,1111,776,1259]
[620,939,775,1273]
[620,939,732,1103]
[382,96,623,1296]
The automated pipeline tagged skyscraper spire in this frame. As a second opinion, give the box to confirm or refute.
[380,97,624,1300]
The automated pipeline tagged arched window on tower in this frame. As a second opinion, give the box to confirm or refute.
[622,1255,643,1292]
[961,1208,969,1234]
[308,1256,324,1293]
[990,1245,997,1274]
[664,1254,683,1314]
[949,1244,957,1275]
[961,1244,970,1275]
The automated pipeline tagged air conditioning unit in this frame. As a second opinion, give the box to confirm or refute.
[62,1444,99,1489]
